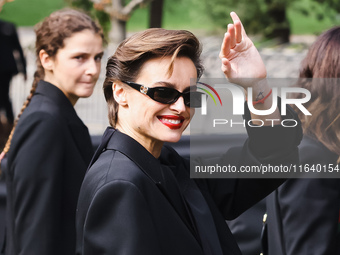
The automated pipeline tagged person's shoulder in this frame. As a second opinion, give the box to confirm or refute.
[0,19,14,26]
[7,112,65,168]
[299,136,337,164]
[21,105,61,124]
[0,19,16,36]
[30,93,62,114]
[21,94,68,125]
[84,149,148,189]
[80,149,149,205]
[14,109,65,142]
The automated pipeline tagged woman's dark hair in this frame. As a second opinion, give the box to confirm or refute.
[103,28,203,127]
[2,8,104,155]
[294,26,340,159]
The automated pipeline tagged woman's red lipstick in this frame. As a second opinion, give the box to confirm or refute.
[158,115,184,129]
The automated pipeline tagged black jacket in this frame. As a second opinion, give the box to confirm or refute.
[4,81,93,255]
[266,136,340,255]
[76,105,302,255]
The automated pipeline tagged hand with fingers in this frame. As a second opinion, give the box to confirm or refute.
[219,12,267,88]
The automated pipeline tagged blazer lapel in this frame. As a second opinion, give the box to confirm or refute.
[106,129,163,182]
[67,121,93,165]
[103,128,201,242]
[176,167,224,255]
[160,146,223,255]
[158,163,201,243]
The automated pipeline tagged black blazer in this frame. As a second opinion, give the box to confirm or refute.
[266,136,340,255]
[4,81,93,255]
[76,105,302,255]
[0,19,26,75]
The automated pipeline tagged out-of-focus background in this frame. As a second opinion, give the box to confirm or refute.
[1,0,340,139]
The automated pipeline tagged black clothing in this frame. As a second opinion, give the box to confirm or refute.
[266,136,340,255]
[76,104,302,254]
[4,81,93,255]
[0,19,26,123]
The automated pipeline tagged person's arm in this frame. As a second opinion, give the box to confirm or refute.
[196,12,302,219]
[79,181,161,255]
[9,112,64,254]
[219,12,280,125]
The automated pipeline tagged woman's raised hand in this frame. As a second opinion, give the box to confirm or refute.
[219,12,267,88]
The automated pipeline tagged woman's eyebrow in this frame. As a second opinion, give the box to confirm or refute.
[96,51,104,57]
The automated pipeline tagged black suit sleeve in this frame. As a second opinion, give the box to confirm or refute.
[196,103,302,220]
[80,181,161,255]
[8,113,65,254]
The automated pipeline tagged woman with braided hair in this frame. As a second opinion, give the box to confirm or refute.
[0,9,104,255]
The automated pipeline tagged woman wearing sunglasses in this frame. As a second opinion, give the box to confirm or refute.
[76,12,301,255]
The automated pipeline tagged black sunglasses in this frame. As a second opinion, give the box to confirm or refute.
[122,81,204,108]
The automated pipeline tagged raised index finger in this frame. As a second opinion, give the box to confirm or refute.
[230,11,246,41]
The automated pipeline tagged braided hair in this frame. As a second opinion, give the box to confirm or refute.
[1,8,103,158]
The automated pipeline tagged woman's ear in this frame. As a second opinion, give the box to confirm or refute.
[112,82,128,106]
[39,49,53,71]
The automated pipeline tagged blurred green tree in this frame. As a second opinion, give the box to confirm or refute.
[67,0,153,46]
[199,0,340,43]
[0,0,13,12]
[66,0,111,40]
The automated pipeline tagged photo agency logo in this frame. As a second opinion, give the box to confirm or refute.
[195,79,312,128]
[197,82,223,112]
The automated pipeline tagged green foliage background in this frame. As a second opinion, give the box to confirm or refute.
[0,0,339,37]
[198,0,340,37]
[0,0,65,25]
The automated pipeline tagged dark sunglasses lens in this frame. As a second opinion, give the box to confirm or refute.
[153,87,179,104]
[189,92,204,108]
[152,87,203,108]
[181,91,203,108]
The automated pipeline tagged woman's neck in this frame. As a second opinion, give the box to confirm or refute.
[115,123,163,158]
